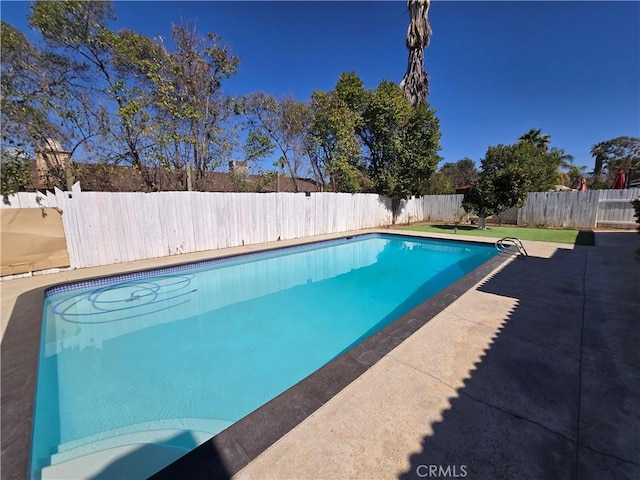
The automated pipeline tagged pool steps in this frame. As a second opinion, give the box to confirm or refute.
[41,420,230,479]
[42,442,187,479]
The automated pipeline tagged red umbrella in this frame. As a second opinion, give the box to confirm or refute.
[611,169,626,189]
[578,178,587,191]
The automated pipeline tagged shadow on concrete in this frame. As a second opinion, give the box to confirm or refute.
[398,237,640,479]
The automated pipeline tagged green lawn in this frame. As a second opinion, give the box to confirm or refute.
[399,223,594,245]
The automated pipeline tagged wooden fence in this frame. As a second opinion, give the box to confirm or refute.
[518,190,602,229]
[1,192,49,209]
[596,189,640,228]
[487,189,640,229]
[1,187,637,271]
[28,186,463,269]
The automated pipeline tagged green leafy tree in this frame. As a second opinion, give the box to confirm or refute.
[360,80,441,220]
[518,130,576,188]
[0,149,32,200]
[307,73,368,192]
[1,22,60,149]
[425,169,455,195]
[28,0,159,188]
[307,72,441,207]
[515,135,563,192]
[308,91,364,192]
[0,21,91,189]
[463,140,561,229]
[440,158,478,188]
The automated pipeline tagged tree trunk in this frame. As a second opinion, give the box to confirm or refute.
[478,216,486,230]
[401,0,432,106]
[391,197,401,225]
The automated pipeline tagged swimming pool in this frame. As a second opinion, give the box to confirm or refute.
[31,233,498,479]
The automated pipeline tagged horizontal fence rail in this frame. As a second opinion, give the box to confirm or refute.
[2,187,638,271]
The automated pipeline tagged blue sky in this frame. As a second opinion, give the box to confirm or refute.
[2,1,639,172]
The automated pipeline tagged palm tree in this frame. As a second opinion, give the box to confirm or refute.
[590,141,608,177]
[566,165,588,189]
[551,147,576,187]
[519,128,551,151]
[400,0,432,107]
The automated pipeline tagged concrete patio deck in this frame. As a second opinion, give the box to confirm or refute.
[2,230,638,479]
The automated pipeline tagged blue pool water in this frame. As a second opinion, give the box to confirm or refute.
[31,234,496,478]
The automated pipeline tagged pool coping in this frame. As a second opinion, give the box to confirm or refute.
[1,231,516,480]
[149,233,515,479]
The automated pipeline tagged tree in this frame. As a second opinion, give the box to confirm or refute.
[440,158,478,188]
[308,90,364,192]
[307,72,441,207]
[28,1,158,188]
[401,0,432,106]
[518,128,551,152]
[518,130,578,189]
[26,1,239,191]
[400,0,431,106]
[0,21,87,189]
[463,140,561,229]
[590,136,640,184]
[0,149,31,200]
[307,72,368,192]
[360,80,441,219]
[565,164,588,189]
[241,92,312,192]
[424,169,455,195]
[150,23,239,189]
[548,147,577,187]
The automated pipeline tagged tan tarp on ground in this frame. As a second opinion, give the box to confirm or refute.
[0,208,70,275]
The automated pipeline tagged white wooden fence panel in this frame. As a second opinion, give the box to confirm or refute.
[422,194,464,223]
[596,188,640,226]
[1,191,48,208]
[46,191,58,208]
[80,192,102,267]
[568,191,601,229]
[123,194,141,262]
[397,197,423,225]
[518,191,601,229]
[494,207,518,224]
